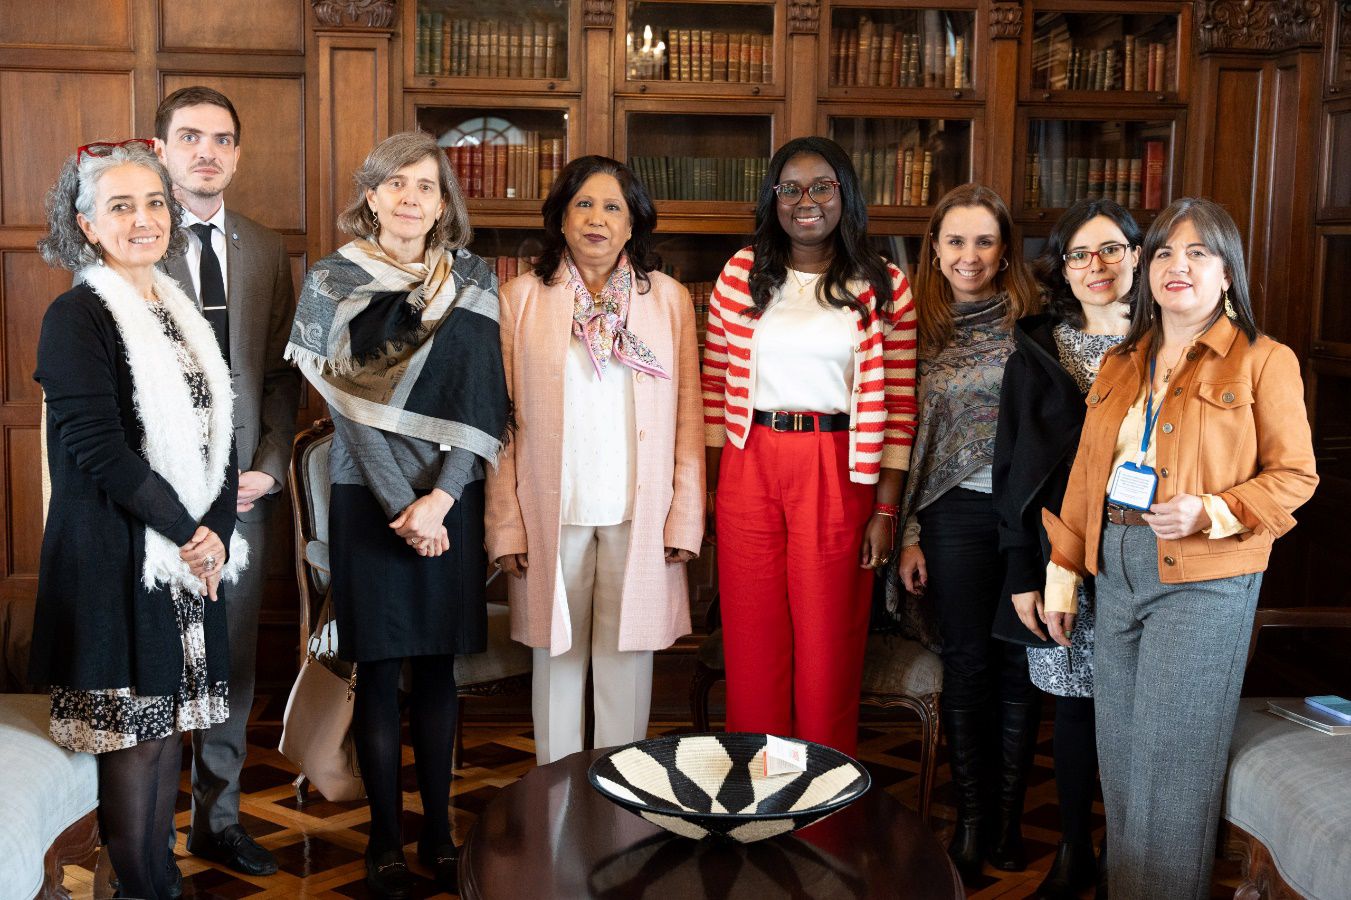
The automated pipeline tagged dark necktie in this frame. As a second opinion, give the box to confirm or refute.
[189,222,230,364]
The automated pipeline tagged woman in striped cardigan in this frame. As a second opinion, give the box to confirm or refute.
[702,136,918,756]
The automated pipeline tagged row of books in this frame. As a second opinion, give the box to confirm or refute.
[1024,142,1166,210]
[685,281,713,344]
[829,24,968,89]
[629,29,773,83]
[1033,28,1174,91]
[628,156,769,202]
[413,14,565,79]
[483,255,537,285]
[851,148,935,206]
[444,137,566,200]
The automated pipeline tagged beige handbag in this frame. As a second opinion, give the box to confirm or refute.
[279,597,366,802]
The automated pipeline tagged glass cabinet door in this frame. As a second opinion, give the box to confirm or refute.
[624,109,774,201]
[828,115,973,207]
[828,6,977,92]
[1024,118,1177,212]
[1031,11,1181,94]
[415,104,571,201]
[623,1,776,86]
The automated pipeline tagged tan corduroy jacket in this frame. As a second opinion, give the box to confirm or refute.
[485,266,705,654]
[1044,315,1318,585]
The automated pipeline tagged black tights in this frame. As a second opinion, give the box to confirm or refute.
[352,654,458,857]
[1052,695,1098,845]
[98,733,181,899]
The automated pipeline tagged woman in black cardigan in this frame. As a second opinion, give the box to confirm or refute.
[992,197,1141,898]
[32,141,243,900]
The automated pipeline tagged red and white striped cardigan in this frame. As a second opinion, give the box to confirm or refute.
[701,247,918,483]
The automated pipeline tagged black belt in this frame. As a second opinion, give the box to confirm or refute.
[752,410,852,433]
[1105,504,1150,527]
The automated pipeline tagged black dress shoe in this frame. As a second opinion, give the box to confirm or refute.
[366,850,415,899]
[1032,841,1097,899]
[418,839,459,892]
[109,858,182,899]
[186,824,279,876]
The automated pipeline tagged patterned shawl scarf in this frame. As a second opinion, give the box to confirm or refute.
[285,239,510,463]
[882,293,1014,635]
[565,251,668,379]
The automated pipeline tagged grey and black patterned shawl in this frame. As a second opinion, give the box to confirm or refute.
[285,239,509,464]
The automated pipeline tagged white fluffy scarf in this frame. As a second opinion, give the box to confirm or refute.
[80,264,248,592]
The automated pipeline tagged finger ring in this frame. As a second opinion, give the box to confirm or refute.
[870,557,881,565]
[879,557,890,565]
[204,554,216,572]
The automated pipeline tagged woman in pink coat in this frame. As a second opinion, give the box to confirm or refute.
[485,155,705,764]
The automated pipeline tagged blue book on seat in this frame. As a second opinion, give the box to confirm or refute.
[1305,695,1351,723]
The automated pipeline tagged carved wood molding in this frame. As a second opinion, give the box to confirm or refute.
[311,0,396,28]
[788,0,821,34]
[584,0,615,28]
[1196,0,1325,53]
[989,3,1023,40]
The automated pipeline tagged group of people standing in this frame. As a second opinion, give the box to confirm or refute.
[28,81,1315,900]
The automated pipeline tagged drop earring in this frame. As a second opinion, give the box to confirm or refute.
[1223,288,1237,320]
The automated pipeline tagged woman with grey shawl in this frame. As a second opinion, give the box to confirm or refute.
[893,184,1042,884]
[286,132,509,898]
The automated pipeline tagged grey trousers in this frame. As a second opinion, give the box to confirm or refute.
[189,515,269,837]
[1093,522,1261,900]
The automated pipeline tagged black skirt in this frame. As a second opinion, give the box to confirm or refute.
[329,480,488,663]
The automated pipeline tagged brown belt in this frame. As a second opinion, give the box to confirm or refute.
[1105,504,1150,527]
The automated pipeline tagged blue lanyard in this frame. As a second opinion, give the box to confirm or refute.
[1138,358,1163,463]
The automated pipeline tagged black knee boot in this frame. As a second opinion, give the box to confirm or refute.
[986,698,1042,871]
[941,705,987,883]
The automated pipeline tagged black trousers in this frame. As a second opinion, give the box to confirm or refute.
[918,487,1035,710]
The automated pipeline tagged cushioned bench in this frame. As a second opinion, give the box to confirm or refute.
[0,694,98,900]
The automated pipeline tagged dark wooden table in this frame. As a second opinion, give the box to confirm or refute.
[459,748,963,899]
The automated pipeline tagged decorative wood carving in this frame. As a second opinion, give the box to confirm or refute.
[788,0,821,34]
[989,3,1023,40]
[1221,822,1308,900]
[583,0,614,28]
[311,0,395,28]
[1197,0,1324,52]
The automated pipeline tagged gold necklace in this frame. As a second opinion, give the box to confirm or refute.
[788,267,820,289]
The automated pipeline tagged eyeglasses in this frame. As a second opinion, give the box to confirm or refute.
[772,180,840,205]
[76,138,155,163]
[1063,243,1130,269]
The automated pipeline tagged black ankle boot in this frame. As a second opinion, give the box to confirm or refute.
[941,705,988,884]
[986,698,1042,871]
[1032,840,1098,898]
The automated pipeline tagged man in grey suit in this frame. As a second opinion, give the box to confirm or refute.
[155,86,300,879]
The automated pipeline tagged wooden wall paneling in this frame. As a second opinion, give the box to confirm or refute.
[1187,58,1268,252]
[160,73,307,233]
[785,31,818,140]
[0,0,133,51]
[0,70,136,226]
[5,426,42,580]
[159,0,306,55]
[983,2,1020,200]
[315,29,392,258]
[1252,49,1322,354]
[1,252,70,408]
[582,13,614,158]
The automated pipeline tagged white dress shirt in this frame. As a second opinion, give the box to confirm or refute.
[558,338,637,526]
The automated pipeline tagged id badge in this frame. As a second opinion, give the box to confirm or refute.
[1107,462,1158,510]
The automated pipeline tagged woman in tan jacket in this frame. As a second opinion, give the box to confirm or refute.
[1042,198,1317,899]
[485,156,704,765]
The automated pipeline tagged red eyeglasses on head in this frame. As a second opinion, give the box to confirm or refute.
[76,138,155,164]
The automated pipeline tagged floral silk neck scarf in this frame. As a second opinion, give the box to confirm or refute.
[565,251,668,380]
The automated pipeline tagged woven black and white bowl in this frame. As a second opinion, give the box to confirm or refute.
[587,733,871,842]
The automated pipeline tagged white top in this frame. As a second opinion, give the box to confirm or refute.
[180,204,229,306]
[750,271,856,414]
[558,337,637,526]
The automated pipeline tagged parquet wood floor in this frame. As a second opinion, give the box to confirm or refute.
[60,695,1243,899]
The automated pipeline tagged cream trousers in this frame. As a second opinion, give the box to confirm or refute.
[531,520,653,765]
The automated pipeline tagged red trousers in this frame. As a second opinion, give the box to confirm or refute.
[716,423,875,756]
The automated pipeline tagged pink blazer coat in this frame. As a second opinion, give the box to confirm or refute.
[484,266,705,654]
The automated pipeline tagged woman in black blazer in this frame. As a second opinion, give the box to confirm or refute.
[992,198,1141,898]
[32,140,242,900]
